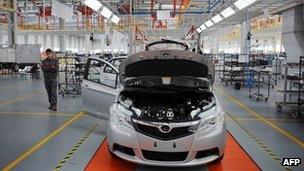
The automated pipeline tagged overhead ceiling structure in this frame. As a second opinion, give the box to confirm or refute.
[0,0,303,39]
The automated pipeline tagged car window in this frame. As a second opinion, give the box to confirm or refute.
[86,59,119,88]
[109,58,123,68]
[87,60,103,83]
[113,60,121,67]
[104,58,124,73]
[103,65,115,74]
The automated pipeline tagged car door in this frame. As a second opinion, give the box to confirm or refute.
[101,57,126,85]
[82,58,120,118]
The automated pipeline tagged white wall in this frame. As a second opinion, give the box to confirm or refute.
[1,31,128,54]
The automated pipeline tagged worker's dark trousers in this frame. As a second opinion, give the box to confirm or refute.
[44,78,57,106]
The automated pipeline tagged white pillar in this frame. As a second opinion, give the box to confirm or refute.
[7,0,17,47]
[24,34,28,44]
[84,34,91,54]
[0,35,3,44]
[212,35,219,54]
[43,35,47,50]
[59,18,66,52]
[281,4,304,63]
[51,35,55,50]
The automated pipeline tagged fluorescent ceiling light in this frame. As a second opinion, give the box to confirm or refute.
[196,27,202,33]
[205,20,214,27]
[220,7,235,18]
[200,24,206,31]
[111,15,120,24]
[100,7,112,19]
[234,0,257,10]
[211,14,223,23]
[84,0,102,11]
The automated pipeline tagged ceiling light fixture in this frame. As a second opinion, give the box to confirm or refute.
[220,7,235,18]
[205,20,214,27]
[84,0,102,11]
[234,0,257,10]
[111,15,120,24]
[100,6,112,19]
[200,24,207,31]
[196,27,202,33]
[211,14,223,23]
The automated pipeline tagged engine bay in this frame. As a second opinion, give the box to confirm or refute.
[119,89,215,122]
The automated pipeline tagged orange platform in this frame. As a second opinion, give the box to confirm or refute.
[85,132,259,171]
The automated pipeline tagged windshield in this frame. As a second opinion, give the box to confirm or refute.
[147,43,188,51]
[124,76,209,89]
[145,39,189,51]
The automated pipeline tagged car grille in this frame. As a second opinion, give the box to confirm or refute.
[135,124,192,140]
[142,150,188,161]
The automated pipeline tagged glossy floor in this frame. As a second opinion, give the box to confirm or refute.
[0,75,303,171]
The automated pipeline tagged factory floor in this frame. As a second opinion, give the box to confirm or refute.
[0,75,303,171]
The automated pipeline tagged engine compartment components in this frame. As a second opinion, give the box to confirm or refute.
[119,90,215,122]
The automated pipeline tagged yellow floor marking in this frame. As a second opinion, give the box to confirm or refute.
[0,90,43,108]
[216,87,304,148]
[0,111,83,117]
[2,111,85,171]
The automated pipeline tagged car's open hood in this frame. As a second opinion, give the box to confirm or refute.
[119,50,214,83]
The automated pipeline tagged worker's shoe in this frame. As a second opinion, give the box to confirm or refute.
[52,105,57,111]
[48,105,52,109]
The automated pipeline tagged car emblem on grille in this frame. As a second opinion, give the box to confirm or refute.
[158,124,172,133]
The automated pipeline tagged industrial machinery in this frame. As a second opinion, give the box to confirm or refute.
[276,56,304,118]
[57,52,86,97]
[0,44,41,72]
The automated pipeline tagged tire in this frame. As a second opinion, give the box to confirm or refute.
[276,105,283,112]
[291,111,301,119]
[12,64,19,73]
[19,64,25,70]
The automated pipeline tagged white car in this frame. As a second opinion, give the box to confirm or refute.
[82,41,226,166]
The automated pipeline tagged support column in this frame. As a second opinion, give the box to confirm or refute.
[240,21,247,61]
[34,35,38,44]
[84,34,91,54]
[24,34,28,44]
[0,35,3,44]
[281,4,304,63]
[59,18,66,52]
[129,0,133,55]
[197,33,202,53]
[240,9,251,63]
[6,0,17,47]
[78,37,81,52]
[51,35,55,50]
[212,34,219,54]
[43,35,47,51]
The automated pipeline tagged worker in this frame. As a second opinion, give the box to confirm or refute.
[41,49,59,111]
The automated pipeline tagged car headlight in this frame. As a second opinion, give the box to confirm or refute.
[189,107,224,132]
[110,104,133,129]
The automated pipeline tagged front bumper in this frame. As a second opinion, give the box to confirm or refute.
[107,117,226,167]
